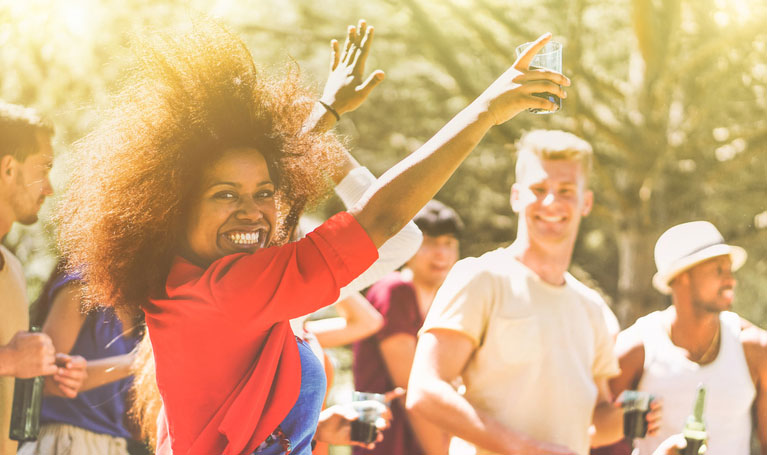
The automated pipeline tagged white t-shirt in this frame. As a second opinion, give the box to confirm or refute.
[421,247,620,455]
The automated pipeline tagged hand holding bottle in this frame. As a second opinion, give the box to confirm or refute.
[651,433,708,455]
[1,330,57,378]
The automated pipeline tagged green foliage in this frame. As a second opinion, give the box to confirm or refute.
[1,0,765,325]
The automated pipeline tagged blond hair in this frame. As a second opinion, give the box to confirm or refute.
[514,129,593,183]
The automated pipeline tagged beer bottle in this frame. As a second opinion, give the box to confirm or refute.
[8,327,45,442]
[681,384,707,455]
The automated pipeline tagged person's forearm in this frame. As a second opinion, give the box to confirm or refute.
[334,166,423,295]
[309,294,383,347]
[352,101,494,247]
[0,346,13,376]
[591,401,624,447]
[407,376,536,454]
[301,101,360,185]
[80,353,135,392]
[404,401,450,455]
[335,292,383,337]
[302,101,340,135]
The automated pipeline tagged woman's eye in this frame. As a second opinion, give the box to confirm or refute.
[214,191,237,200]
[256,189,274,199]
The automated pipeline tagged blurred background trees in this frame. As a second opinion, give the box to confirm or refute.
[4,0,763,328]
[2,0,766,350]
[2,0,765,452]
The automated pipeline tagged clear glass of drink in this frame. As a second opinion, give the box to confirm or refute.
[514,41,563,114]
[619,390,654,440]
[350,391,387,444]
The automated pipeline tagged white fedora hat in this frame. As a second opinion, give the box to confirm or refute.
[652,221,747,294]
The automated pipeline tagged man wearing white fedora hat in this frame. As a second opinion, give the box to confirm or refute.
[608,221,767,455]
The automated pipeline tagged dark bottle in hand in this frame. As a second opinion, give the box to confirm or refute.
[8,327,45,442]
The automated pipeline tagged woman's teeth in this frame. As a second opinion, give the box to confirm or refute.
[227,231,262,245]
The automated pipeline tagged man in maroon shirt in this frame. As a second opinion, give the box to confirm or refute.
[353,200,463,455]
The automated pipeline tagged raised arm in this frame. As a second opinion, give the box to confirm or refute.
[302,21,425,277]
[303,20,385,138]
[350,33,569,247]
[334,166,422,296]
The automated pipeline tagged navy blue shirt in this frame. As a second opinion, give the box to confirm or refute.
[40,274,139,439]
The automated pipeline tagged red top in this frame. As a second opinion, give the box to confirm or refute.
[144,212,378,455]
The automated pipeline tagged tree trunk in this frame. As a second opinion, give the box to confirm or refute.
[614,224,664,327]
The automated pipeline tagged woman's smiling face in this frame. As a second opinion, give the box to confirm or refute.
[182,147,277,266]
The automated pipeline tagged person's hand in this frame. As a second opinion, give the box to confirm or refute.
[319,19,385,117]
[45,354,87,398]
[646,398,663,436]
[315,402,390,449]
[614,392,663,437]
[5,330,57,378]
[384,386,406,405]
[652,433,706,455]
[473,32,570,125]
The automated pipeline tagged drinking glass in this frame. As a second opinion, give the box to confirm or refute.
[619,390,654,440]
[350,391,387,444]
[514,41,563,114]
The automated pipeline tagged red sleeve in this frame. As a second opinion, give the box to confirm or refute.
[366,277,421,341]
[168,212,378,326]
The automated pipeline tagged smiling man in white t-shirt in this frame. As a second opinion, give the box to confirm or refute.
[407,130,624,455]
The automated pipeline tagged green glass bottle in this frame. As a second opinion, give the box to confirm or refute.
[681,384,707,455]
[8,327,45,442]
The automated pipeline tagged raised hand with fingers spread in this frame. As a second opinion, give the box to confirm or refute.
[320,19,385,117]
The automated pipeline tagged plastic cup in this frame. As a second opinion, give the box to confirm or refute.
[350,392,386,444]
[514,41,563,114]
[619,390,654,440]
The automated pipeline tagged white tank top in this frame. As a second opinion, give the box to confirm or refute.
[631,311,755,455]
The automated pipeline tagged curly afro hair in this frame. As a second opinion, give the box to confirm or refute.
[56,18,345,317]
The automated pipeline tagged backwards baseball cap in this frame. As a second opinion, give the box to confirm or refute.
[652,221,747,294]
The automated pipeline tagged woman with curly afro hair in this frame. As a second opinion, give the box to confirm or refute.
[56,15,568,455]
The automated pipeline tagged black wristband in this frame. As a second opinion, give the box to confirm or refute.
[311,439,317,450]
[318,100,340,122]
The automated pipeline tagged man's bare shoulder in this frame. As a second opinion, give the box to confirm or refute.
[739,317,767,378]
[615,323,646,360]
[609,321,647,393]
[740,319,767,351]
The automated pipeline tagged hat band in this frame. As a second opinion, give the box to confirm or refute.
[674,238,725,262]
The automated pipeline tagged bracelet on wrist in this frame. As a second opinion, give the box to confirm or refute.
[318,100,340,122]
